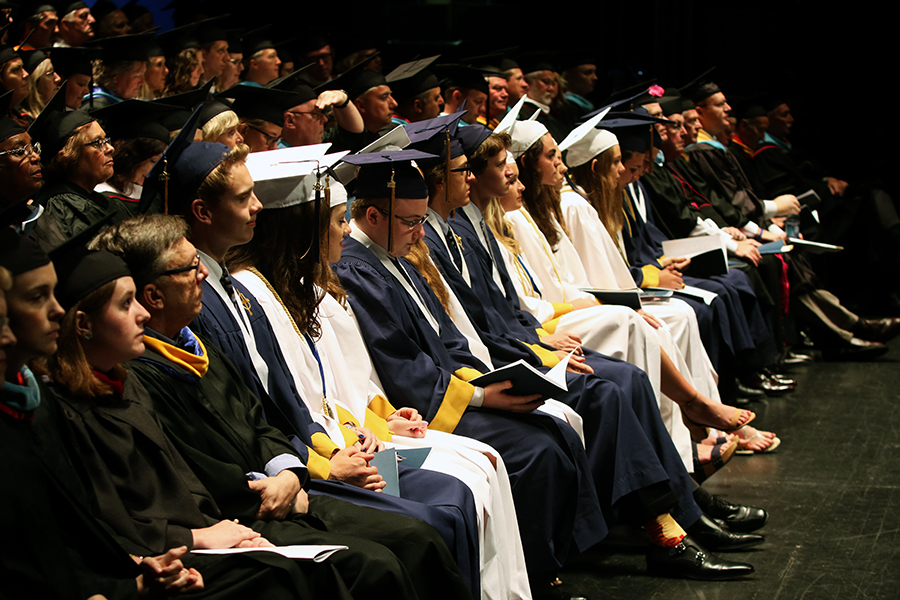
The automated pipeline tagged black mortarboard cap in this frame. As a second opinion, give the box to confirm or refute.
[88,30,155,63]
[224,28,242,54]
[90,0,119,23]
[385,56,442,104]
[433,64,488,95]
[90,99,178,142]
[194,14,229,46]
[725,95,765,122]
[318,51,381,97]
[121,0,149,22]
[0,226,50,275]
[558,49,596,73]
[0,90,26,141]
[155,21,200,55]
[515,52,558,75]
[49,45,102,78]
[341,69,386,100]
[240,25,276,57]
[20,48,48,74]
[658,88,684,117]
[217,84,297,125]
[49,215,132,310]
[0,45,20,67]
[196,99,232,128]
[59,1,86,15]
[153,78,213,110]
[680,67,719,105]
[760,91,790,114]
[294,30,330,56]
[265,64,315,94]
[28,80,96,157]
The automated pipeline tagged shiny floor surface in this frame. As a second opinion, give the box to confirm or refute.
[554,342,900,600]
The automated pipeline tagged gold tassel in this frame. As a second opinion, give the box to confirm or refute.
[387,166,396,255]
[160,156,170,215]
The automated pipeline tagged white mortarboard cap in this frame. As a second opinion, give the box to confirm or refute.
[558,107,617,167]
[246,143,349,209]
[332,124,411,184]
[495,96,549,159]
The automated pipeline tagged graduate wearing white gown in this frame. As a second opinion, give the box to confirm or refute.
[233,185,532,600]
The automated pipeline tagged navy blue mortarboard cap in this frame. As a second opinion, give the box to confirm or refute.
[457,124,492,159]
[341,150,436,200]
[139,104,228,214]
[598,110,672,154]
[406,110,466,167]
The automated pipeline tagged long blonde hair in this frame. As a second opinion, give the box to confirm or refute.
[405,240,452,318]
[567,148,622,240]
[23,58,55,120]
[483,197,521,256]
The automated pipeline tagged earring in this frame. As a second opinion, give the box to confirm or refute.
[84,332,92,340]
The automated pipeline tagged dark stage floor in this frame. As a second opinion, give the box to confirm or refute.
[553,341,900,599]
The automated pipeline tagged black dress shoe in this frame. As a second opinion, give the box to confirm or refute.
[740,371,794,396]
[646,535,755,580]
[822,337,889,361]
[686,514,765,551]
[705,494,768,533]
[761,368,797,386]
[853,317,900,343]
[736,380,766,400]
[781,350,814,365]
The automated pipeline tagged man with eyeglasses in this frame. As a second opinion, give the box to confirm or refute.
[278,83,364,150]
[518,58,569,142]
[222,85,298,153]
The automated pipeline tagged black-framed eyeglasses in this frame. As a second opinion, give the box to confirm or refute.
[245,125,279,145]
[450,164,472,176]
[84,137,112,150]
[158,254,201,278]
[0,142,40,158]
[376,208,427,230]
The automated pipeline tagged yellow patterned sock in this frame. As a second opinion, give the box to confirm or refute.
[644,513,687,548]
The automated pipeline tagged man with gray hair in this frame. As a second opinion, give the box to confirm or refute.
[54,2,94,47]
